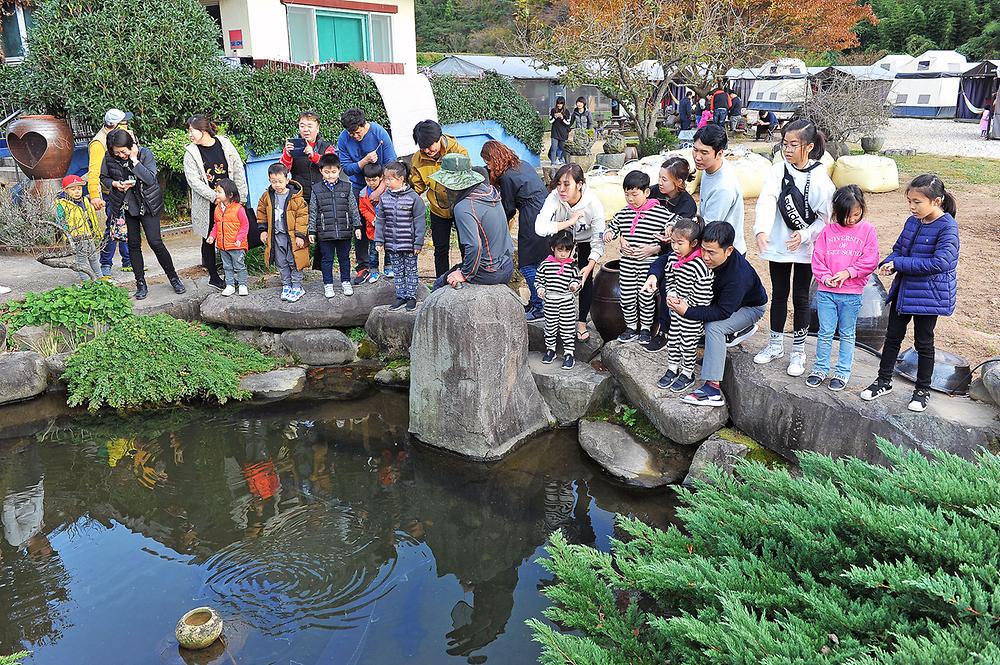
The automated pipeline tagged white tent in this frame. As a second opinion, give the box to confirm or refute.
[872,54,915,75]
[746,58,810,113]
[889,50,968,118]
[725,67,757,102]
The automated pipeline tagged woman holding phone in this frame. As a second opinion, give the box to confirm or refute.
[101,129,185,300]
[183,114,248,290]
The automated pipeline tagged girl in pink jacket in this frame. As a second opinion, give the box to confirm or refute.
[806,185,879,391]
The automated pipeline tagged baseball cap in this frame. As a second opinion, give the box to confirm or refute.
[61,174,86,189]
[104,109,134,126]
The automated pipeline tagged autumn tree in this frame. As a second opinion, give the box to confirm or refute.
[515,0,875,144]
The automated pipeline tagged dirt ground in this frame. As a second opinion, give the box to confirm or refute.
[417,162,998,368]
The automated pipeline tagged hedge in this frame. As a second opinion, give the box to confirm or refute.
[431,73,544,154]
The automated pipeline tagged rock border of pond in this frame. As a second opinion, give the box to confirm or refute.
[2,279,998,490]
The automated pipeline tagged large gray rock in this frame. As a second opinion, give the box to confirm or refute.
[682,436,749,487]
[12,325,57,352]
[723,336,1000,465]
[527,319,604,362]
[201,280,429,329]
[409,285,553,460]
[982,362,1000,406]
[279,329,356,366]
[578,420,688,488]
[365,305,419,358]
[239,367,306,401]
[233,329,285,356]
[374,363,410,387]
[529,354,614,426]
[601,341,728,445]
[133,277,210,321]
[0,351,48,405]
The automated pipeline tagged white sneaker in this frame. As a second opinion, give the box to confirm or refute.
[786,351,806,377]
[753,343,784,364]
[324,284,335,298]
[237,285,249,297]
[221,285,236,297]
[341,281,353,296]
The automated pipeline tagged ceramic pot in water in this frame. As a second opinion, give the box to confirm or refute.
[591,260,627,341]
[175,606,224,650]
[808,273,890,352]
[6,115,74,180]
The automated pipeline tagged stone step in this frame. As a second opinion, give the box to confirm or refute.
[528,353,614,426]
[578,419,691,488]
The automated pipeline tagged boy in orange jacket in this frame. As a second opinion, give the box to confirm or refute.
[359,163,392,280]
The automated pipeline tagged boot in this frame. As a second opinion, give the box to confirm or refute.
[169,276,187,294]
[134,279,148,300]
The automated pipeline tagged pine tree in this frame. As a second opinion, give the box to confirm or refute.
[529,440,1000,664]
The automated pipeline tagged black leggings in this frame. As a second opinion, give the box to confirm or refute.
[878,299,937,391]
[125,213,177,281]
[768,261,812,333]
[202,238,220,282]
[577,241,594,324]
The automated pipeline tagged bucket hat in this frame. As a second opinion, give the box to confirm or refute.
[429,153,484,190]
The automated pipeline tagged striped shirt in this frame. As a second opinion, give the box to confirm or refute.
[663,251,714,306]
[607,204,676,249]
[537,257,581,299]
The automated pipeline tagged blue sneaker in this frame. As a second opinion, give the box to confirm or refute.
[280,285,291,301]
[287,286,305,303]
[368,271,380,284]
[681,383,726,407]
[526,307,545,322]
[383,266,394,279]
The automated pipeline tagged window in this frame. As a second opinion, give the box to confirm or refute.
[896,94,908,104]
[790,67,801,74]
[769,92,778,100]
[917,94,931,105]
[917,60,930,71]
[286,5,394,64]
[2,5,33,62]
[756,92,763,100]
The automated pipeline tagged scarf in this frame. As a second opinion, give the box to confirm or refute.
[628,199,659,234]
[544,254,575,275]
[674,246,703,268]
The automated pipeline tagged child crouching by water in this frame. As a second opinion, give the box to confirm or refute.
[642,217,713,393]
[537,230,582,370]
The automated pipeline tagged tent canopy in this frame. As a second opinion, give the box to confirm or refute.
[428,55,565,80]
[956,60,1000,121]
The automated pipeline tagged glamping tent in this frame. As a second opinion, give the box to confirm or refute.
[889,50,968,118]
[956,60,999,122]
[746,59,810,113]
[872,54,916,75]
[725,67,757,102]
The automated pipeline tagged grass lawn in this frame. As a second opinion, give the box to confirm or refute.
[888,154,1000,185]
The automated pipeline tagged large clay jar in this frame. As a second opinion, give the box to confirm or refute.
[591,260,627,342]
[175,606,224,650]
[808,273,890,352]
[6,115,74,180]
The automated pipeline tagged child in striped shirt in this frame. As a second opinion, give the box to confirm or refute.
[537,230,582,370]
[602,171,676,345]
[642,217,714,393]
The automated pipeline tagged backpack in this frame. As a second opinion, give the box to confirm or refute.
[778,162,823,232]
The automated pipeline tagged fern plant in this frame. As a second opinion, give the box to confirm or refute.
[529,439,1000,664]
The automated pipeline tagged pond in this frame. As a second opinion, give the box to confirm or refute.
[0,390,682,665]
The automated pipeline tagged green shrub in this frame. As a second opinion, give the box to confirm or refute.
[19,0,234,141]
[637,127,679,158]
[529,440,1000,664]
[65,314,275,411]
[0,281,132,342]
[0,652,29,665]
[432,73,545,154]
[148,125,248,175]
[244,245,277,276]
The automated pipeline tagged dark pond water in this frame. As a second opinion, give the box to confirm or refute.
[0,390,682,665]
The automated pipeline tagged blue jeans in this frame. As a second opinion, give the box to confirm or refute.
[100,214,130,268]
[713,108,728,126]
[520,263,543,313]
[220,248,248,287]
[548,139,565,164]
[813,290,863,380]
[368,241,388,272]
[319,238,352,284]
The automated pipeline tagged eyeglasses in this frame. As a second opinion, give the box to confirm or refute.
[781,142,802,150]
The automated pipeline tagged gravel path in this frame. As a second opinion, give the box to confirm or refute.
[882,118,1000,158]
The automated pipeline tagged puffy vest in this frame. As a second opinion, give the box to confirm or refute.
[312,179,353,240]
[212,202,247,251]
[291,135,334,202]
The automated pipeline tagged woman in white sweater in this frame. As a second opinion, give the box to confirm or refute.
[536,164,606,341]
[752,120,835,377]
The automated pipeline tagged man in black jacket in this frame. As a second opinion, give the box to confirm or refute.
[666,221,767,407]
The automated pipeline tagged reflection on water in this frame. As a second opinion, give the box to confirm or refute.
[0,391,681,664]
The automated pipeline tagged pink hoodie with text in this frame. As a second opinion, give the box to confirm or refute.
[811,220,879,295]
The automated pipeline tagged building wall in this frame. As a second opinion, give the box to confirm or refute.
[393,0,417,74]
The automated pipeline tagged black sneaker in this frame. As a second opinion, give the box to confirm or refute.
[908,388,930,412]
[860,378,893,401]
[352,268,371,285]
[638,330,652,345]
[644,333,667,351]
[829,377,847,392]
[617,328,638,343]
[542,349,556,364]
[726,323,759,348]
[669,373,695,393]
[208,278,225,291]
[169,277,187,295]
[389,297,407,311]
[805,373,825,388]
[561,354,575,370]
[134,280,148,300]
[656,369,678,389]
[405,297,417,311]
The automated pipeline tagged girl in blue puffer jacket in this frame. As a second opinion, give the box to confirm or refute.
[860,174,960,413]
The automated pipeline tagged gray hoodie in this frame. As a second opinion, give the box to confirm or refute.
[453,183,514,281]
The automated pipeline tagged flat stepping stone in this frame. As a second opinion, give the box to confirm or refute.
[578,420,689,488]
[528,353,614,426]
